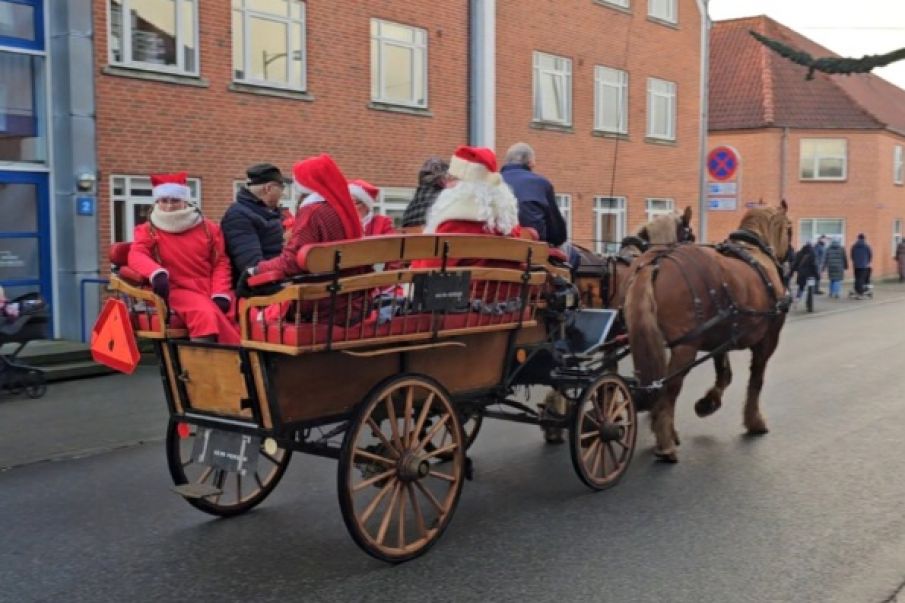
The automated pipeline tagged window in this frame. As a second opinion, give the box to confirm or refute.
[799,139,847,180]
[533,51,572,126]
[646,197,674,221]
[556,194,572,239]
[593,196,626,254]
[598,0,629,7]
[370,19,427,108]
[109,0,198,75]
[799,218,844,247]
[894,145,903,184]
[648,0,677,23]
[594,66,628,134]
[377,187,414,227]
[893,219,903,254]
[0,50,47,163]
[0,0,44,51]
[112,175,201,242]
[232,0,306,90]
[646,78,676,140]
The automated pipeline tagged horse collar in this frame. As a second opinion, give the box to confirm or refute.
[621,235,649,254]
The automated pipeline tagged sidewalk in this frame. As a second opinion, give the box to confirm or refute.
[785,280,905,320]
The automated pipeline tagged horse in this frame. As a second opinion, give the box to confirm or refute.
[539,207,696,443]
[622,201,792,462]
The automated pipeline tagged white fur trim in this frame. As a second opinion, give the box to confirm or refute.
[362,211,374,226]
[150,268,168,282]
[294,180,315,195]
[212,293,231,301]
[152,182,191,201]
[449,154,493,183]
[348,183,375,210]
[299,192,325,207]
[424,180,519,236]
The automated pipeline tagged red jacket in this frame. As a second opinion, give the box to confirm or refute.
[413,220,522,269]
[364,214,396,237]
[128,219,232,300]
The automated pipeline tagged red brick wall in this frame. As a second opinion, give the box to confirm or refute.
[707,128,905,277]
[93,0,469,264]
[495,0,704,248]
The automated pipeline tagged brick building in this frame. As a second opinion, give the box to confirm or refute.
[708,16,905,278]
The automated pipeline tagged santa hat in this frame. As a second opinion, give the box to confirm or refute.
[448,146,502,186]
[151,172,191,201]
[348,179,379,211]
[292,155,363,239]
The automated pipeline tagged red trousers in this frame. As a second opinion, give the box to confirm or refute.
[170,289,240,345]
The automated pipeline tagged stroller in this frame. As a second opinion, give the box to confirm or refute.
[0,293,49,399]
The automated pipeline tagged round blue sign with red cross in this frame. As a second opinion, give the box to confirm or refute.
[707,146,739,181]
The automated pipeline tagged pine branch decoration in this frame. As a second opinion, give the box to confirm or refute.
[749,30,905,80]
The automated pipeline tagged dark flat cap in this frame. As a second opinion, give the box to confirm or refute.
[246,163,290,186]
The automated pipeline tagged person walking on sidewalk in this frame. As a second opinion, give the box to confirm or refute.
[824,238,848,298]
[850,233,873,298]
[895,238,905,282]
[813,235,827,294]
[791,241,819,308]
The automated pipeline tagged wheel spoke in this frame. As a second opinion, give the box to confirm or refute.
[354,448,396,467]
[236,474,242,502]
[384,394,404,450]
[397,485,407,549]
[415,413,450,452]
[197,465,214,485]
[411,393,436,450]
[407,483,427,539]
[605,441,620,471]
[582,411,600,428]
[428,470,456,482]
[403,386,414,449]
[608,397,630,422]
[376,481,401,546]
[423,442,458,460]
[359,477,396,524]
[254,471,264,490]
[582,438,600,464]
[366,417,401,458]
[352,469,396,492]
[413,480,445,514]
[579,430,598,441]
[261,450,282,465]
[591,442,603,477]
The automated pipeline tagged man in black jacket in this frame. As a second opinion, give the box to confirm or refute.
[221,163,288,285]
[500,142,568,246]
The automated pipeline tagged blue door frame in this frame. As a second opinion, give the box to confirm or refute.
[0,170,52,335]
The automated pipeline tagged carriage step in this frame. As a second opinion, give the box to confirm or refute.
[172,483,223,499]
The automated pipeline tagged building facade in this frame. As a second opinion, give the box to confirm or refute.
[708,16,905,278]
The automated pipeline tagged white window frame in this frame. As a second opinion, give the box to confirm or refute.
[533,51,572,127]
[556,193,572,239]
[893,218,903,254]
[378,186,414,226]
[646,77,676,141]
[648,0,677,23]
[108,0,200,75]
[370,19,428,109]
[232,0,306,91]
[645,197,674,221]
[798,218,845,247]
[593,196,627,254]
[594,66,628,134]
[894,145,903,185]
[598,0,630,8]
[799,139,847,181]
[111,175,201,243]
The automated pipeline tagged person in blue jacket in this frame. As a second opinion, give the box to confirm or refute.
[850,233,873,298]
[221,163,288,285]
[500,142,568,247]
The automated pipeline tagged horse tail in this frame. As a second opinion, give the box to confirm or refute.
[624,263,667,388]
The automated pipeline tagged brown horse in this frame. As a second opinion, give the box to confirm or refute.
[622,202,792,462]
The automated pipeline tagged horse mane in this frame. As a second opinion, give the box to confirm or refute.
[738,207,788,256]
[638,212,680,245]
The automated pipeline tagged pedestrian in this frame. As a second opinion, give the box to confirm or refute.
[348,179,396,236]
[790,241,819,308]
[401,157,449,229]
[500,142,568,247]
[812,235,827,294]
[895,238,905,283]
[221,163,289,286]
[824,238,848,298]
[127,172,239,344]
[850,233,873,298]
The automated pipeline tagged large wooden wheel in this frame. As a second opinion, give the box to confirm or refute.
[166,420,291,518]
[338,374,465,563]
[569,373,637,491]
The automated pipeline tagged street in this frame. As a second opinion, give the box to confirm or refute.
[2,286,905,602]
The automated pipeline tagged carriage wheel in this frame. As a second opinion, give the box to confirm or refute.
[166,420,291,518]
[569,373,637,491]
[425,408,482,460]
[338,374,465,563]
[23,369,47,399]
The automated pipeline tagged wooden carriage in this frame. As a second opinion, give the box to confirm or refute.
[104,233,637,562]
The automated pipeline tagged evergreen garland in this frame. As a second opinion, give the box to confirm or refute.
[749,30,905,80]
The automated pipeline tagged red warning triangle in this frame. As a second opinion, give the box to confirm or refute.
[90,299,141,374]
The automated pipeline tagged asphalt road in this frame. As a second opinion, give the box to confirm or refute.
[1,287,904,602]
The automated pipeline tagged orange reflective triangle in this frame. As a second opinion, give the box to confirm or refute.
[90,298,141,374]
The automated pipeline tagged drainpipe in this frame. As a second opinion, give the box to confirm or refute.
[780,127,789,201]
[697,0,710,242]
[468,0,495,148]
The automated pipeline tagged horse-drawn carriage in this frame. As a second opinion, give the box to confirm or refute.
[99,233,638,562]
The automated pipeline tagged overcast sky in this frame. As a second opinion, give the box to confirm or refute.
[708,0,905,90]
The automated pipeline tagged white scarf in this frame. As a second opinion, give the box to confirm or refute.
[149,206,203,233]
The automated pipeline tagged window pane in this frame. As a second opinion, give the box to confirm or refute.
[0,1,36,41]
[181,0,196,72]
[110,0,124,61]
[815,139,844,157]
[113,200,125,242]
[370,37,380,99]
[818,158,844,178]
[383,44,414,102]
[291,22,304,87]
[232,9,243,78]
[380,21,415,44]
[0,51,47,163]
[248,17,289,83]
[133,203,153,229]
[130,0,178,66]
[540,73,562,121]
[247,0,288,16]
[0,183,37,232]
[0,237,39,280]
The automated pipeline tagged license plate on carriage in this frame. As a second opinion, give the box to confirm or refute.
[191,428,260,476]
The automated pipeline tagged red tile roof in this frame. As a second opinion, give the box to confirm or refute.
[710,16,905,135]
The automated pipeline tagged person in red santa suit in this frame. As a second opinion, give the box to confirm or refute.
[348,179,397,236]
[127,172,240,345]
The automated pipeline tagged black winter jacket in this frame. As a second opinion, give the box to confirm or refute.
[500,164,568,246]
[221,188,285,284]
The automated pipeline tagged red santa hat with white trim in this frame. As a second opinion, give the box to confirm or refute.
[447,145,503,186]
[348,179,380,211]
[151,172,191,201]
[291,154,363,239]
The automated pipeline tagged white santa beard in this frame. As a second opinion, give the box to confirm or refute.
[424,180,519,235]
